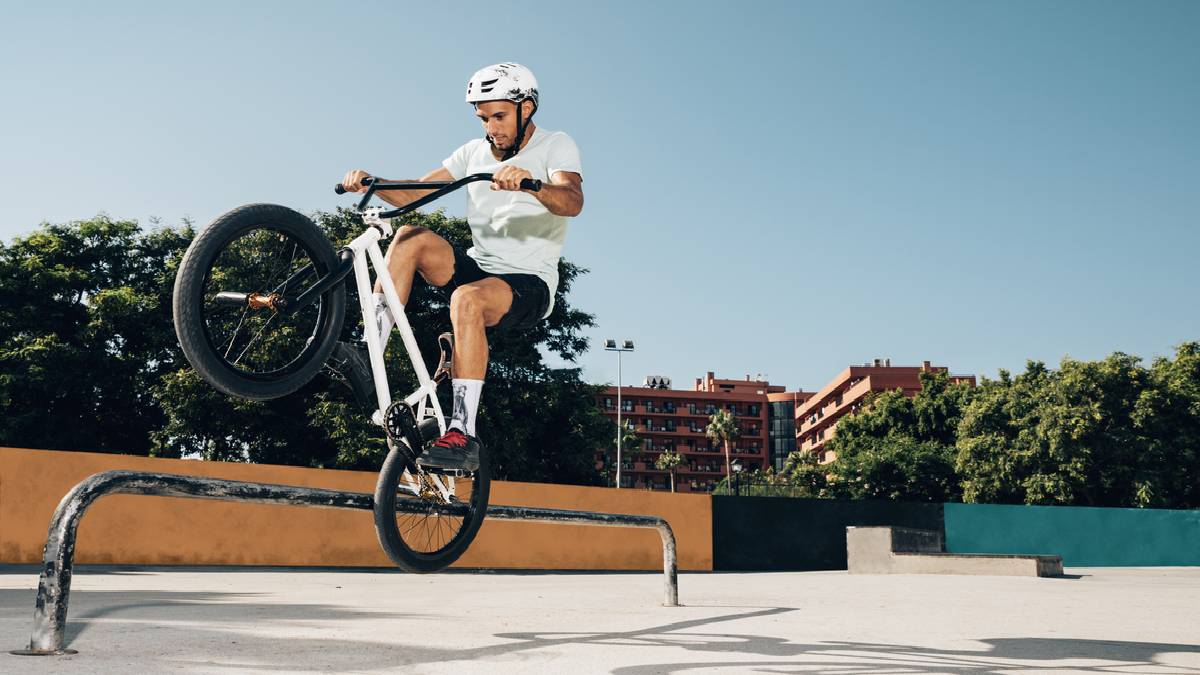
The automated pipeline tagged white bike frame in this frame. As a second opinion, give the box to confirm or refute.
[344,206,454,501]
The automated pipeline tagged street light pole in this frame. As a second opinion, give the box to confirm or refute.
[617,349,623,488]
[605,339,635,489]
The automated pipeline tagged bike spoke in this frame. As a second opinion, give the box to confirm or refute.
[201,227,325,377]
[221,307,251,360]
[232,311,278,366]
[395,470,477,553]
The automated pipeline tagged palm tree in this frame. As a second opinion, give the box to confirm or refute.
[611,418,642,485]
[654,451,685,492]
[706,409,740,479]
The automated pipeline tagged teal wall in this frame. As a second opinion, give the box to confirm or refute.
[944,502,1200,567]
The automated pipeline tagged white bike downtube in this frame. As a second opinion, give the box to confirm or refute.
[352,250,392,417]
[368,245,437,393]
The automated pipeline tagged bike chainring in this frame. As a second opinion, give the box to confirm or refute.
[384,401,444,475]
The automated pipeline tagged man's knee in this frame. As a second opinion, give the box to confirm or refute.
[449,285,486,323]
[389,226,453,285]
[390,225,432,250]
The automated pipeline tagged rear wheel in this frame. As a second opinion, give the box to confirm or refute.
[373,436,491,573]
[173,204,346,400]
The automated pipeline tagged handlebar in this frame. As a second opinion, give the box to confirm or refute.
[334,173,542,220]
[334,174,541,195]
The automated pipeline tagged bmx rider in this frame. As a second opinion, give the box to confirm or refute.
[334,62,584,471]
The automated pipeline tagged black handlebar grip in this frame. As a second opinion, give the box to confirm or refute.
[520,178,543,192]
[334,176,375,195]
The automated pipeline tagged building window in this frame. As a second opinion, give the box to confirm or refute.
[603,397,613,409]
[748,404,760,416]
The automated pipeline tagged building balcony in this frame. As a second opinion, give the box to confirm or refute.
[638,425,682,433]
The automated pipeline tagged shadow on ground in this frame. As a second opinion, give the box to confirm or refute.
[2,589,1197,673]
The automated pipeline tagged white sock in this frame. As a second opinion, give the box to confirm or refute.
[366,292,394,346]
[449,378,483,437]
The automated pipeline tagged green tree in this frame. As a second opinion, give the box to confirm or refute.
[822,371,973,502]
[654,450,684,492]
[619,418,643,456]
[780,450,831,498]
[4,210,612,486]
[832,437,961,502]
[0,216,191,455]
[600,417,643,486]
[956,348,1200,508]
[706,408,740,479]
[1133,342,1200,507]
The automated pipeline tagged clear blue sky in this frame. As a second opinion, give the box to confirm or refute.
[2,1,1197,392]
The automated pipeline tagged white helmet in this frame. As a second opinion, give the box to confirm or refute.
[465,62,539,112]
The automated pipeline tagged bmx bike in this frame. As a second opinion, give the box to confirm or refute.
[171,173,540,572]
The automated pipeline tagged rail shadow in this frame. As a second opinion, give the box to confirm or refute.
[2,589,1197,673]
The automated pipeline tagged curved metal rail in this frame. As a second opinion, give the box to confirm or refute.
[13,470,679,656]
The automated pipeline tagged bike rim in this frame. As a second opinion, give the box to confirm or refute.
[394,470,485,557]
[199,225,330,381]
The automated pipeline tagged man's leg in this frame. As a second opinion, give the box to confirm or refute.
[368,225,456,342]
[445,278,511,435]
[448,277,512,379]
[329,226,457,408]
[421,278,512,470]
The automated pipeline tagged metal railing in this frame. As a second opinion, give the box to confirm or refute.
[13,470,680,656]
[713,478,815,498]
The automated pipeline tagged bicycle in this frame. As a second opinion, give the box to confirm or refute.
[171,173,541,572]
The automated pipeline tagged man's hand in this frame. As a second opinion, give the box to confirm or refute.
[340,169,373,193]
[490,165,534,192]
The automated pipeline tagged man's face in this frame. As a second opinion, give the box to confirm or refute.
[475,100,534,150]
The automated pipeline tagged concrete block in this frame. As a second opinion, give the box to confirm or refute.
[847,526,1063,577]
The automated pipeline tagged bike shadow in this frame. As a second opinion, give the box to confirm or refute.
[3,589,1197,672]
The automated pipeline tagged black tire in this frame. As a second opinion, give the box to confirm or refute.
[173,203,346,400]
[373,439,491,573]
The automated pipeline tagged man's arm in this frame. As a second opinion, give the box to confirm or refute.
[340,167,454,208]
[491,168,584,217]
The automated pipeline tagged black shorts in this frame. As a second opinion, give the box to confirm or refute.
[440,248,551,333]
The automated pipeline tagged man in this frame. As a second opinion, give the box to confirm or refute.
[335,62,584,471]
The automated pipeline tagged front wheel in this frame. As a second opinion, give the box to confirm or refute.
[172,203,346,400]
[373,438,491,573]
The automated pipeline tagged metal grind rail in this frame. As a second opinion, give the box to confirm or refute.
[12,470,680,656]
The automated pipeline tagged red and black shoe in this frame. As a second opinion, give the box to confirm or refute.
[419,428,481,472]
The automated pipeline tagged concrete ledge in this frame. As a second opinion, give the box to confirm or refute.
[848,526,1063,577]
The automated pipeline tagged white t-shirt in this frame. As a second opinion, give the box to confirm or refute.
[442,127,582,318]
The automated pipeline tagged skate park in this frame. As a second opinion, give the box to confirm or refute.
[1,446,1198,672]
[4,2,1200,673]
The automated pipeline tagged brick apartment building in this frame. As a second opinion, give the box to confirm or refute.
[596,373,806,492]
[797,359,977,462]
[595,361,976,489]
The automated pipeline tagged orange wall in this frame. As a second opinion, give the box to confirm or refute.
[0,447,712,571]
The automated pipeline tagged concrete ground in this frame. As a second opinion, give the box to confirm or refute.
[0,566,1197,674]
